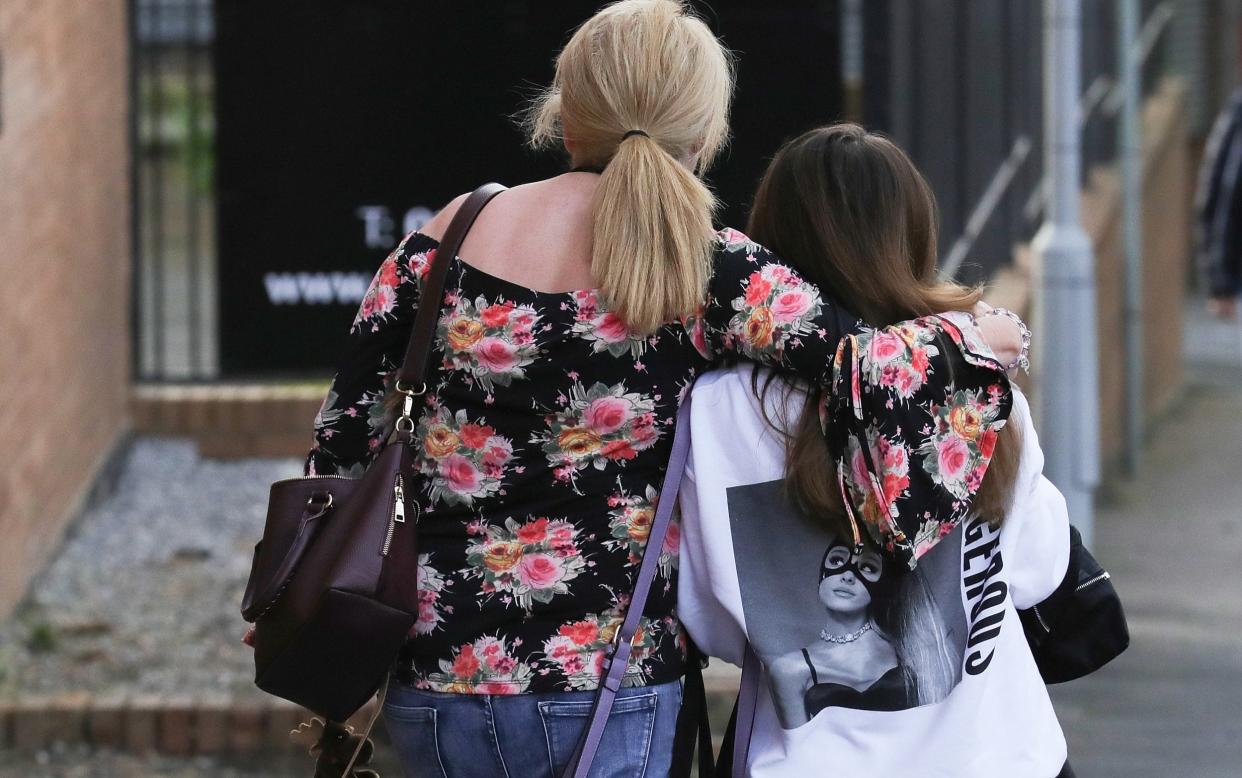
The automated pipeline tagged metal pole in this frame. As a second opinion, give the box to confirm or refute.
[1119,0,1143,474]
[1033,0,1100,545]
[841,0,864,122]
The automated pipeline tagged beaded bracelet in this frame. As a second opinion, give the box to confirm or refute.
[978,307,1032,373]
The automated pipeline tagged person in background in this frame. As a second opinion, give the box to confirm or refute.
[1196,88,1242,324]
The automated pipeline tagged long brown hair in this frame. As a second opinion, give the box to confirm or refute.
[746,123,1020,530]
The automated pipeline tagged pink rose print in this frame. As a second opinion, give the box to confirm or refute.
[869,331,907,364]
[549,524,575,553]
[605,484,678,578]
[661,519,681,556]
[416,407,512,507]
[560,620,600,645]
[442,454,482,494]
[771,289,813,322]
[936,435,971,481]
[570,293,647,358]
[516,553,565,590]
[728,262,823,360]
[541,606,664,690]
[584,396,632,434]
[481,680,525,694]
[474,337,520,373]
[436,293,542,390]
[482,439,513,477]
[718,227,751,248]
[426,635,534,694]
[595,312,630,343]
[572,290,598,321]
[464,516,587,611]
[880,437,908,472]
[407,249,433,279]
[589,650,607,677]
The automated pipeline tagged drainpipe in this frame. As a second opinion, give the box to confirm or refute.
[1120,0,1143,474]
[841,0,864,122]
[1033,0,1100,545]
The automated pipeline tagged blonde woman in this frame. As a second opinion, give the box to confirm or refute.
[303,4,1025,776]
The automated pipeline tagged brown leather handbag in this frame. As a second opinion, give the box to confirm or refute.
[240,183,507,722]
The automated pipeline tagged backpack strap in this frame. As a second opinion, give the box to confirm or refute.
[717,643,762,778]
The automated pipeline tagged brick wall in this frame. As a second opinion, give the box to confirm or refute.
[1083,78,1190,465]
[0,1,131,618]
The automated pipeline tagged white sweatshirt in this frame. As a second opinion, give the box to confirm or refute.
[678,365,1070,777]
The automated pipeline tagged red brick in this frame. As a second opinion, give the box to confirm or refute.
[159,697,195,755]
[45,691,91,747]
[12,697,53,751]
[0,0,130,620]
[124,694,162,754]
[229,703,266,754]
[87,693,127,749]
[185,395,214,436]
[194,696,232,754]
[0,699,14,749]
[268,703,313,755]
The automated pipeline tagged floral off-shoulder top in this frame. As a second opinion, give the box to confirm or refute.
[305,226,1012,694]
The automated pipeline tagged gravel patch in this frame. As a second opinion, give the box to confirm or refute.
[0,438,301,700]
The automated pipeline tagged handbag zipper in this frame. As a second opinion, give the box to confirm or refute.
[270,473,355,486]
[1032,603,1051,634]
[1075,570,1111,592]
[382,474,408,556]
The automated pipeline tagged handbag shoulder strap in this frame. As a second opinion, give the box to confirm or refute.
[564,393,695,778]
[397,182,507,386]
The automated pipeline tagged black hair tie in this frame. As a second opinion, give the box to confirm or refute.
[622,129,650,140]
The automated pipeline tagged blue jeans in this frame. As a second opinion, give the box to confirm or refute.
[382,679,683,778]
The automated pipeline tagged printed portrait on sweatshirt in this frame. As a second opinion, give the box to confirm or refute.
[726,478,967,729]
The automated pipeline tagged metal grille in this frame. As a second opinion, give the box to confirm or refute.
[883,0,1174,283]
[130,0,217,380]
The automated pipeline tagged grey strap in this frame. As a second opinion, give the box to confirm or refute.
[563,393,695,778]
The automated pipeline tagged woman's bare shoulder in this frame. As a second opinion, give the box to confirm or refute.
[419,192,471,242]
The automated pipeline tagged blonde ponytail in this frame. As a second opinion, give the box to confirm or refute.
[525,0,735,335]
[592,133,718,333]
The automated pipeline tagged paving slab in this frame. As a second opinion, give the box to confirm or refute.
[1049,304,1242,776]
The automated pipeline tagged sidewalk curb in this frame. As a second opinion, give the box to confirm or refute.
[0,693,376,757]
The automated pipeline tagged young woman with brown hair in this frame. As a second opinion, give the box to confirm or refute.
[304,5,1024,772]
[679,124,1071,777]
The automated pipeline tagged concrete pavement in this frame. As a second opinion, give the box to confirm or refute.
[1049,302,1242,776]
